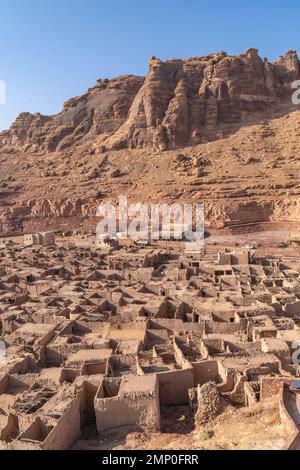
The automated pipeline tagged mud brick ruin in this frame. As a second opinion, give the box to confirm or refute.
[0,231,299,450]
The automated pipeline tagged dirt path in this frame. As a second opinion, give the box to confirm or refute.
[206,230,290,246]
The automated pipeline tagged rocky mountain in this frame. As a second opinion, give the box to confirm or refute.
[1,48,300,234]
[0,74,144,153]
[1,48,299,153]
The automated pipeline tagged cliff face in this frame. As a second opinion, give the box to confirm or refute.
[0,74,144,152]
[1,48,300,235]
[105,49,299,151]
[1,49,299,153]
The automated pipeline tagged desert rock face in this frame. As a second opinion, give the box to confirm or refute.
[0,75,144,153]
[1,49,300,234]
[1,49,299,153]
[105,49,300,151]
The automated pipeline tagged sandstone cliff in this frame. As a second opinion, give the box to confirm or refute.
[1,48,300,234]
[1,48,299,153]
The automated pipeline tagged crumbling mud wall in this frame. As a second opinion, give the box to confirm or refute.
[198,382,225,424]
[279,384,300,450]
[192,360,220,387]
[95,376,160,434]
[42,395,81,450]
[157,368,194,405]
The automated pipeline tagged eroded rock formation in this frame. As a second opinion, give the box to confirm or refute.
[1,48,300,234]
[0,75,144,152]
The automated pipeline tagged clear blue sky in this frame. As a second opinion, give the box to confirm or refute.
[0,0,299,130]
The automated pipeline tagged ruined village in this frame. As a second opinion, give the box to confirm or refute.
[0,229,299,450]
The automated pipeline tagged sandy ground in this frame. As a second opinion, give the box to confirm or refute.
[72,400,288,451]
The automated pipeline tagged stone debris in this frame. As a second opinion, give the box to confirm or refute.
[13,389,56,415]
[195,382,225,425]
